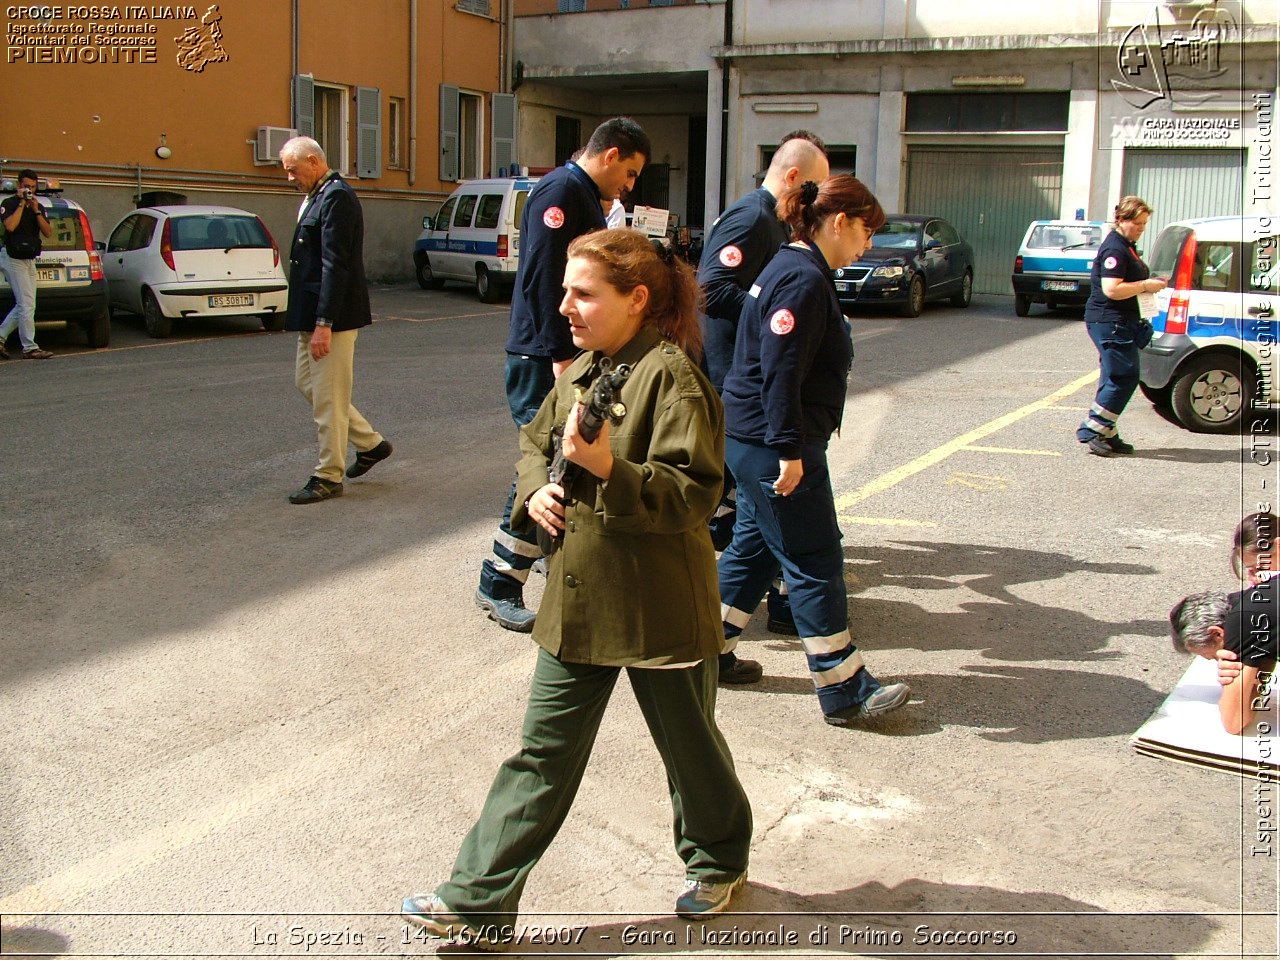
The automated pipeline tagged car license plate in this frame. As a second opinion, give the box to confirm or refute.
[37,267,60,282]
[209,293,254,308]
[1042,280,1077,292]
[835,281,851,292]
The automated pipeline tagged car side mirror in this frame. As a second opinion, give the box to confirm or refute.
[422,216,434,231]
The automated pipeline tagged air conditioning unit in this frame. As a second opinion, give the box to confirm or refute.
[254,126,297,165]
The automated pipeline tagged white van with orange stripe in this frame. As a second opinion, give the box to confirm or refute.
[1139,216,1278,434]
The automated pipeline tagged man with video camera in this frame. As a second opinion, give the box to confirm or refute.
[0,169,55,360]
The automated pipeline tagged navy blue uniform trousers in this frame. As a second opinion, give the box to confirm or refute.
[480,353,556,601]
[1077,321,1141,441]
[718,438,879,716]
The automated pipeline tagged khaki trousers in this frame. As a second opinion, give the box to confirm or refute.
[295,330,382,483]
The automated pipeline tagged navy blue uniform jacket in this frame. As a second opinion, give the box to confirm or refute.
[722,243,853,459]
[1085,229,1148,327]
[286,173,372,333]
[696,188,788,390]
[505,162,606,361]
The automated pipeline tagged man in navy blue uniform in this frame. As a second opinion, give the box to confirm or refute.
[697,133,829,683]
[1076,196,1166,456]
[476,118,650,631]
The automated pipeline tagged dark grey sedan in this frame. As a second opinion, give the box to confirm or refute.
[833,215,975,317]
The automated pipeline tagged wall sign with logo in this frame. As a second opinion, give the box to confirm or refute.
[4,3,230,70]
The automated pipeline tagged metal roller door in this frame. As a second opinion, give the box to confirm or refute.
[1121,148,1245,246]
[907,147,1064,295]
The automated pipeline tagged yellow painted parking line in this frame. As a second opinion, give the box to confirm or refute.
[48,333,264,358]
[401,310,499,322]
[834,370,1097,511]
[963,444,1063,457]
[945,472,1010,491]
[838,516,938,528]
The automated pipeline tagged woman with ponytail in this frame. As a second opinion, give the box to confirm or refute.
[402,228,752,943]
[719,175,912,727]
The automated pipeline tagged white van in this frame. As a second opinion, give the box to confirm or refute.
[414,176,539,302]
[1139,215,1278,434]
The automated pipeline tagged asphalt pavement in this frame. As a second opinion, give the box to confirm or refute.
[0,287,1274,959]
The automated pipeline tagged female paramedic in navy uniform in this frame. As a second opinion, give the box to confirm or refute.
[401,229,752,945]
[718,176,912,727]
[1076,195,1167,456]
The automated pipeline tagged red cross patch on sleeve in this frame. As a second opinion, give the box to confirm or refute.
[769,308,796,335]
[543,206,566,229]
[719,245,744,268]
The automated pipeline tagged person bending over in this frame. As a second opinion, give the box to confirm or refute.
[1170,587,1277,735]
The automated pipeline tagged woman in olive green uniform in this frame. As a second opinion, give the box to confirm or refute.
[402,229,752,946]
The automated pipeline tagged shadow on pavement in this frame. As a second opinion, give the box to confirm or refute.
[435,878,1215,959]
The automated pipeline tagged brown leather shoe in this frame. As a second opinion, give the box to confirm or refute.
[22,348,54,359]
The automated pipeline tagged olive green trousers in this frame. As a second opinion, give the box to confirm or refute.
[435,649,752,927]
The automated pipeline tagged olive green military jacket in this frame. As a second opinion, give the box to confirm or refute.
[512,326,726,666]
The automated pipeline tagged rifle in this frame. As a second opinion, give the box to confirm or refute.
[536,357,632,556]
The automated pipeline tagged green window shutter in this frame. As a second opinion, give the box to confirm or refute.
[491,93,517,176]
[293,74,314,139]
[440,84,460,182]
[356,86,381,178]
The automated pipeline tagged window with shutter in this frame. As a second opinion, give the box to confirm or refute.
[356,86,382,179]
[293,74,315,139]
[491,93,516,176]
[440,84,460,182]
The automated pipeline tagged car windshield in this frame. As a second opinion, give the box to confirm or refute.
[1028,224,1101,250]
[39,207,87,252]
[170,215,270,251]
[872,221,921,250]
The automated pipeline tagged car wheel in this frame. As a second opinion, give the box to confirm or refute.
[416,255,445,291]
[950,270,973,308]
[1139,381,1174,413]
[259,312,286,332]
[476,265,500,303]
[1170,353,1251,434]
[142,289,172,338]
[84,306,111,348]
[1014,293,1031,317]
[901,275,925,317]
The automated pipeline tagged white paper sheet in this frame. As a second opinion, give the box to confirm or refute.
[1131,657,1279,780]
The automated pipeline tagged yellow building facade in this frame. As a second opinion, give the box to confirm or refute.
[4,0,508,279]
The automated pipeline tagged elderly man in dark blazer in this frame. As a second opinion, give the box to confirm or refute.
[279,136,391,504]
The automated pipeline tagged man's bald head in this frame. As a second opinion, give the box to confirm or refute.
[762,137,830,198]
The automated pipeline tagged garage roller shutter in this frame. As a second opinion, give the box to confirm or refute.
[907,147,1063,296]
[1121,148,1245,247]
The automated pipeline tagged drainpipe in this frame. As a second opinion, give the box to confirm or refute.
[291,0,299,127]
[718,0,733,211]
[409,0,418,186]
[498,0,508,93]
